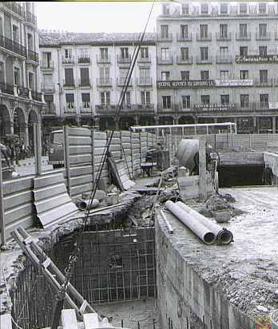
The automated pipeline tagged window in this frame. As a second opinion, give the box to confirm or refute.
[220,47,228,57]
[79,48,89,58]
[161,25,169,38]
[65,49,72,59]
[80,67,90,86]
[0,17,3,36]
[200,24,208,38]
[259,24,267,37]
[239,24,247,37]
[259,46,267,56]
[161,71,170,81]
[181,47,189,61]
[139,68,150,82]
[240,70,249,79]
[240,47,248,56]
[221,95,229,105]
[43,52,52,68]
[12,25,19,42]
[81,93,90,108]
[28,72,34,89]
[220,3,228,14]
[182,96,190,108]
[260,70,268,83]
[239,3,247,14]
[123,91,131,106]
[180,25,188,39]
[100,91,110,106]
[259,3,266,14]
[141,91,151,105]
[66,93,74,109]
[201,70,209,80]
[260,94,269,107]
[27,33,33,50]
[162,96,171,109]
[181,71,190,81]
[140,47,149,59]
[240,94,249,108]
[161,48,170,60]
[220,70,229,80]
[200,47,208,60]
[100,48,108,60]
[120,48,129,59]
[220,24,228,38]
[14,67,20,85]
[201,3,208,14]
[44,95,54,110]
[99,67,110,81]
[0,62,4,83]
[201,95,210,106]
[182,3,189,15]
[65,68,74,86]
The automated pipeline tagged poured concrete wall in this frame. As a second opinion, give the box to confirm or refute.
[155,215,254,329]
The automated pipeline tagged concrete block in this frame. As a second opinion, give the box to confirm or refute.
[4,190,32,210]
[68,136,92,145]
[34,173,65,189]
[68,127,92,137]
[33,183,67,201]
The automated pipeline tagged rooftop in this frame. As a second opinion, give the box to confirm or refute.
[39,31,156,47]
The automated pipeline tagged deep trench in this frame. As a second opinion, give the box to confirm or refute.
[10,199,156,329]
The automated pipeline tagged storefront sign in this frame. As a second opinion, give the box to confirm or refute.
[215,79,253,87]
[157,80,215,89]
[235,55,278,63]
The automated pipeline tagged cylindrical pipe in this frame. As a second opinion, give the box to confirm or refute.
[76,199,99,211]
[165,200,216,245]
[176,201,233,245]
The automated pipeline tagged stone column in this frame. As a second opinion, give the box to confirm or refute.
[199,136,207,201]
[24,122,29,147]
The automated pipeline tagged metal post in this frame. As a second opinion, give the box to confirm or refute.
[63,126,71,195]
[0,150,6,245]
[199,136,207,201]
[34,123,42,176]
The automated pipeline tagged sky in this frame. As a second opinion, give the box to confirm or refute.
[35,2,163,33]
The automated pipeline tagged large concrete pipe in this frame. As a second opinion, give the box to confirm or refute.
[76,199,100,211]
[176,201,233,245]
[165,200,216,245]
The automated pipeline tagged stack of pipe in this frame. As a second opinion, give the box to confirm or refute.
[165,200,233,245]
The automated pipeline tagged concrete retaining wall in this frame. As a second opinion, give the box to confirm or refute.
[155,216,254,329]
[177,174,215,200]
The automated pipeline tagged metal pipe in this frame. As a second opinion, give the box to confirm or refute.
[76,199,99,211]
[165,201,216,245]
[176,201,233,245]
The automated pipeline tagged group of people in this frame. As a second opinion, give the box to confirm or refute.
[2,137,33,165]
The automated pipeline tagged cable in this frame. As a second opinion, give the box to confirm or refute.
[51,1,157,325]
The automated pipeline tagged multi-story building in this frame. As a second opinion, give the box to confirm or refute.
[39,32,157,132]
[0,2,44,146]
[156,2,278,133]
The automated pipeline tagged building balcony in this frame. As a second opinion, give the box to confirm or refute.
[157,104,175,113]
[25,10,37,25]
[134,104,155,113]
[216,55,233,64]
[117,55,132,64]
[254,78,275,87]
[3,2,25,18]
[0,82,15,96]
[27,49,39,63]
[235,32,251,41]
[96,55,111,64]
[0,35,26,57]
[64,106,76,115]
[176,33,192,42]
[31,90,43,102]
[193,104,238,112]
[62,56,75,64]
[117,77,133,87]
[136,77,153,87]
[80,105,93,114]
[255,32,271,41]
[196,56,213,64]
[63,80,75,88]
[79,79,91,88]
[42,104,56,116]
[137,56,152,63]
[95,104,117,113]
[40,60,54,71]
[235,54,278,64]
[157,33,173,42]
[157,56,173,65]
[97,78,112,87]
[196,33,212,41]
[41,85,56,94]
[216,32,232,41]
[78,56,91,64]
[176,55,193,65]
[17,86,29,99]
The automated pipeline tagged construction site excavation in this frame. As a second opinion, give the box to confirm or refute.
[1,123,278,329]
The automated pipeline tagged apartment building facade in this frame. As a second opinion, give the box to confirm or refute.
[39,32,157,132]
[0,2,44,146]
[156,2,278,133]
